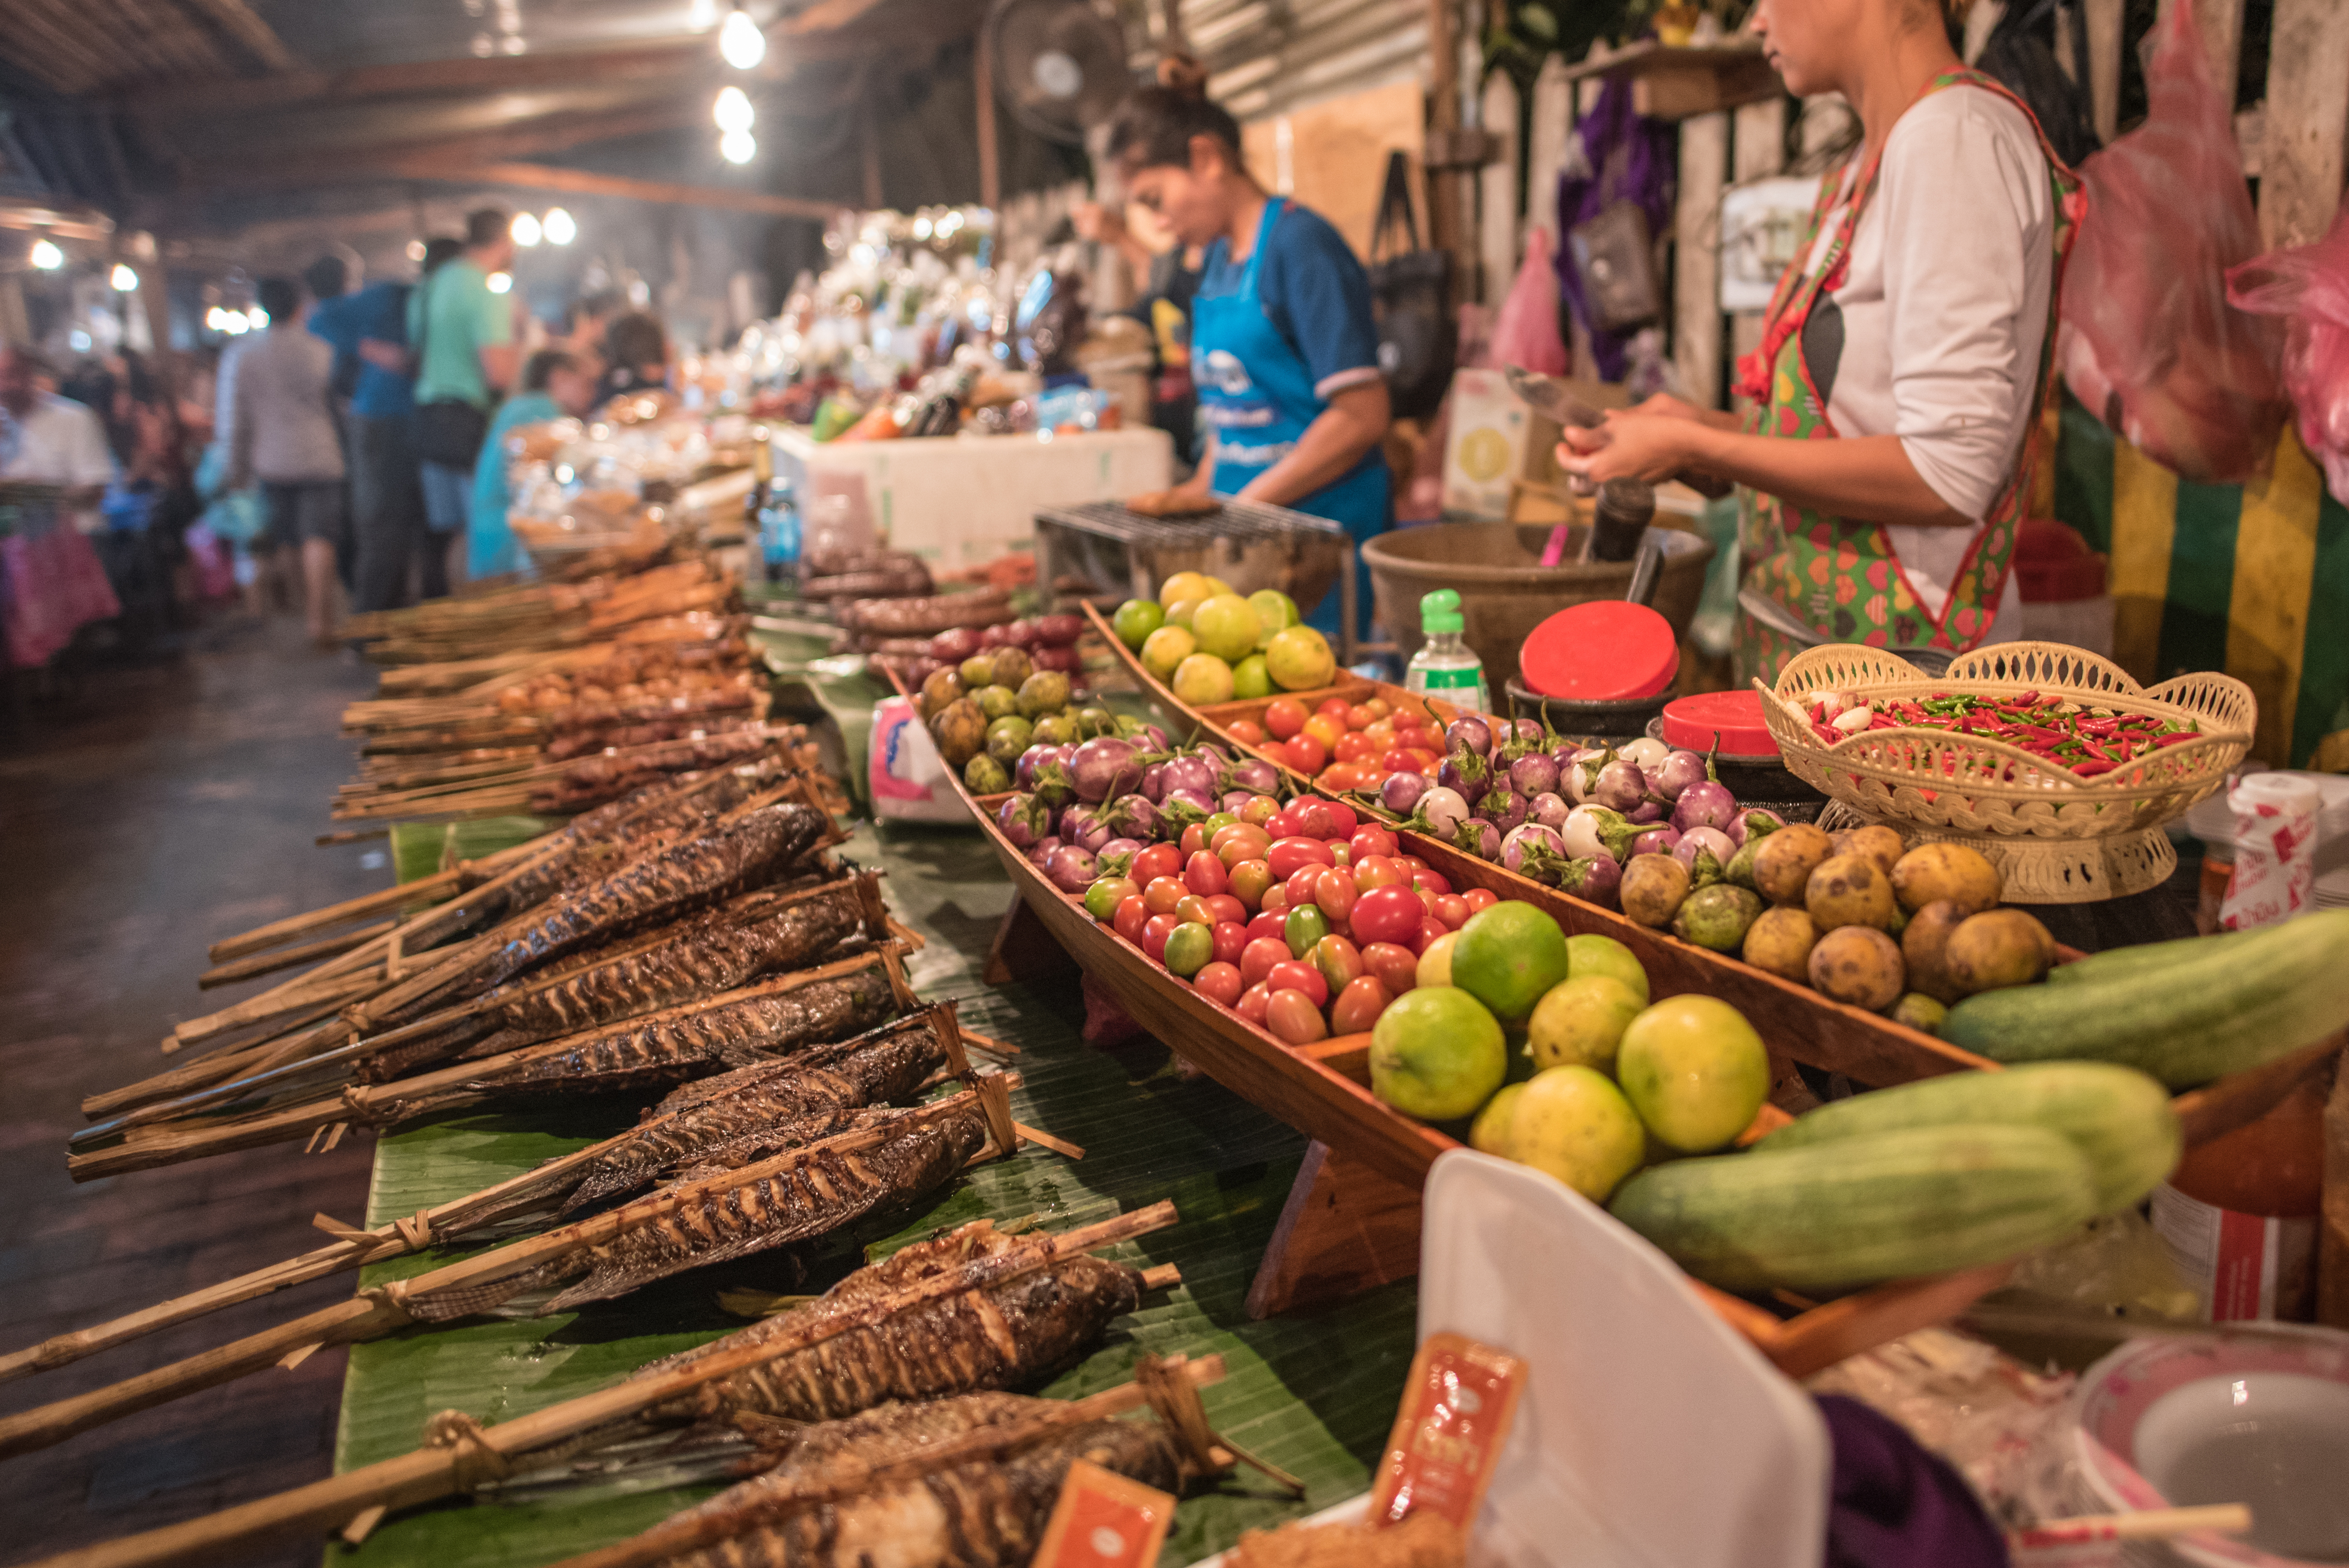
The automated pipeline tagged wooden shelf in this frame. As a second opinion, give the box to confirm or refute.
[1560,41,1784,121]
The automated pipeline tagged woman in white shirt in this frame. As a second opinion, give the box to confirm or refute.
[1559,0,2081,680]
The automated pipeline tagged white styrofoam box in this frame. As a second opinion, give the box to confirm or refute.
[1418,1150,1829,1568]
[771,426,1173,573]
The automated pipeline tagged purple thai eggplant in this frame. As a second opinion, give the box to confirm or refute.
[1529,791,1572,831]
[1646,749,1710,803]
[1557,853,1622,910]
[1407,785,1471,839]
[1592,758,1648,813]
[1445,717,1492,757]
[1194,743,1232,768]
[1159,755,1216,799]
[1027,834,1063,867]
[1096,838,1143,877]
[1724,808,1786,848]
[997,792,1050,849]
[1057,803,1109,852]
[1453,816,1501,859]
[1508,752,1561,799]
[1501,823,1567,884]
[1480,788,1528,835]
[1670,779,1740,834]
[1675,825,1736,888]
[1219,756,1281,797]
[1627,801,1665,824]
[1562,747,1610,805]
[1103,793,1160,844]
[1438,750,1491,805]
[1044,844,1100,894]
[1159,787,1216,832]
[1382,771,1430,816]
[1562,804,1642,863]
[1069,737,1144,803]
[1139,762,1169,803]
[1629,824,1682,859]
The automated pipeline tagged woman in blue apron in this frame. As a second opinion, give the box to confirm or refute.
[1106,85,1391,639]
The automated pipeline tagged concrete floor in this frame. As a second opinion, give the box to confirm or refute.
[0,617,390,1566]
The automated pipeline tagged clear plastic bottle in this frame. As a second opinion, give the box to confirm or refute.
[1405,589,1489,712]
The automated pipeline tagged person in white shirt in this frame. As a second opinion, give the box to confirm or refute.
[228,275,348,644]
[1557,0,2079,681]
[0,343,116,533]
[0,342,123,663]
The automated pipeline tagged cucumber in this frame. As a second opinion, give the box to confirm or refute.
[1752,1062,2179,1214]
[2045,926,2267,986]
[1942,909,2349,1088]
[1610,1124,2096,1294]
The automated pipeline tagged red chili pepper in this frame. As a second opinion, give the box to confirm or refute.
[2071,758,2120,777]
[2080,718,2119,736]
[1870,712,1904,729]
[2154,731,2198,748]
[2082,737,2113,762]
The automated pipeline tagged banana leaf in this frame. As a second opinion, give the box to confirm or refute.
[334,821,1416,1567]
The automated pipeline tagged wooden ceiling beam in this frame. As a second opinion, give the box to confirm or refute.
[174,103,707,194]
[422,161,850,221]
[6,0,116,94]
[178,0,300,71]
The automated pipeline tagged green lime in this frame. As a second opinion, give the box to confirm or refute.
[1112,599,1165,650]
[1283,905,1329,959]
[1248,589,1300,647]
[1449,902,1571,1022]
[1231,653,1273,699]
[1565,933,1651,1003]
[1162,921,1214,979]
[1370,987,1506,1120]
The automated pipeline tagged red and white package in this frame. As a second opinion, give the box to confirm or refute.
[2219,771,2321,929]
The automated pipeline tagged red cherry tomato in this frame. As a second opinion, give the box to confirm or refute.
[1434,893,1472,930]
[1265,988,1330,1045]
[1311,934,1364,994]
[1113,895,1149,945]
[1141,913,1179,964]
[1179,823,1209,857]
[1289,799,1335,840]
[1317,763,1367,793]
[1238,795,1282,829]
[1225,719,1266,746]
[1398,747,1442,775]
[1283,863,1325,909]
[1327,841,1353,868]
[1267,835,1337,880]
[1361,718,1398,744]
[1313,870,1358,925]
[1283,735,1328,774]
[1264,698,1308,740]
[1130,843,1182,887]
[1329,975,1392,1034]
[1411,916,1450,954]
[1236,982,1272,1026]
[1212,824,1272,866]
[1173,894,1216,927]
[1461,886,1500,914]
[1193,961,1245,1009]
[1353,855,1405,892]
[1266,961,1329,1009]
[1411,867,1454,897]
[1184,850,1229,897]
[1316,697,1354,721]
[1263,806,1299,840]
[1394,854,1430,878]
[1143,875,1188,916]
[1361,941,1419,995]
[1239,936,1289,989]
[1334,731,1381,764]
[1380,748,1424,775]
[1350,825,1399,861]
[1415,885,1442,917]
[1345,704,1379,731]
[1261,885,1290,917]
[1322,799,1358,837]
[1203,894,1248,927]
[1246,910,1287,947]
[1349,885,1426,948]
[1227,858,1273,909]
[1209,920,1250,966]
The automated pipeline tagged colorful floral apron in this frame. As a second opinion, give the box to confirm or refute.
[1732,70,2083,685]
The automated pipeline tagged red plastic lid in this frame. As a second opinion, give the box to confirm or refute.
[1661,690,1779,756]
[1518,601,1680,702]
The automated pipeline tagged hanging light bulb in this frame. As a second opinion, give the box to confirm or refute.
[407,238,427,262]
[719,128,757,165]
[246,305,269,329]
[109,263,139,291]
[712,85,755,132]
[487,271,514,294]
[542,207,576,245]
[511,211,542,247]
[30,238,64,270]
[718,4,765,69]
[687,0,717,29]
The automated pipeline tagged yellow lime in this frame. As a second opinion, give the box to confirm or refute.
[1264,625,1336,691]
[1509,1066,1647,1202]
[1614,995,1770,1154]
[1469,1082,1525,1156]
[1158,571,1218,606]
[1191,594,1263,663]
[1526,974,1644,1073]
[1140,624,1196,683]
[1172,652,1236,706]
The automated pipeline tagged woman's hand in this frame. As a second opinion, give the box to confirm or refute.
[1556,407,1704,485]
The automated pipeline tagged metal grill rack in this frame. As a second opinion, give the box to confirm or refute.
[1034,498,1358,661]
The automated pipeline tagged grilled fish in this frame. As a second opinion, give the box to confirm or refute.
[459,803,823,995]
[539,1104,987,1313]
[558,1015,952,1214]
[639,1222,1144,1428]
[475,966,898,1098]
[659,1413,1180,1568]
[500,757,802,912]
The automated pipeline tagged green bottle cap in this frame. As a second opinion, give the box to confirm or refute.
[1420,588,1464,635]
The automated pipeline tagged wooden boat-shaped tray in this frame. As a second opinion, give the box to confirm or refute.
[1075,605,2334,1146]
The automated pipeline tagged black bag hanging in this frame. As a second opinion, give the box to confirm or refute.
[1975,0,2100,170]
[1367,150,1455,422]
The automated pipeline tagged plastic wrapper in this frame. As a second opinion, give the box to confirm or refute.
[866,696,965,823]
[2220,769,2322,929]
[1489,227,1568,377]
[2056,0,2286,482]
[2227,206,2349,503]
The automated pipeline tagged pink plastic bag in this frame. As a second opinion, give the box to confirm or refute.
[1490,227,1569,377]
[2227,207,2349,504]
[2057,0,2287,482]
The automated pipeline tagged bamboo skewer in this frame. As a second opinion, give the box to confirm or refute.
[548,1353,1228,1568]
[11,1073,1023,1457]
[2009,1505,2253,1547]
[22,1204,1180,1568]
[196,921,395,989]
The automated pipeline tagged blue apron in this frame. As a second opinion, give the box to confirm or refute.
[1191,198,1390,638]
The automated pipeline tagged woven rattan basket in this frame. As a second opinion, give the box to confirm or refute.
[1757,643,2256,902]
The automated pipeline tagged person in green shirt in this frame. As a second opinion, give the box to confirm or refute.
[408,207,519,593]
[468,348,601,580]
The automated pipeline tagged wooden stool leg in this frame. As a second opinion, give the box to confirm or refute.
[983,891,1082,988]
[1245,1141,1423,1320]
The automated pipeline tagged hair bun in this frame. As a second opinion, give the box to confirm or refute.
[1155,52,1208,96]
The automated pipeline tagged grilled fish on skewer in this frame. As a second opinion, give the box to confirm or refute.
[559,1013,952,1214]
[640,1222,1146,1428]
[539,1104,989,1313]
[472,966,898,1100]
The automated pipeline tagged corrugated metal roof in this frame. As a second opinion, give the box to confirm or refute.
[1176,0,1426,121]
